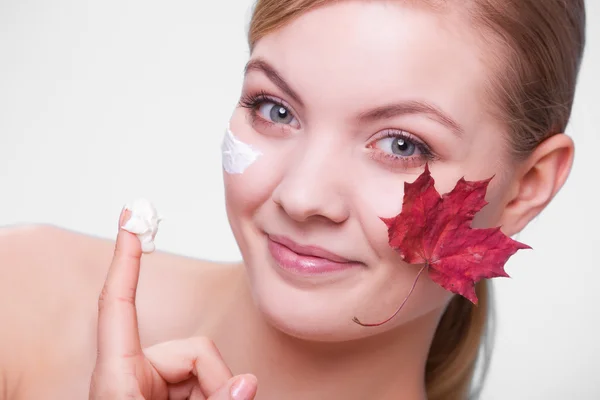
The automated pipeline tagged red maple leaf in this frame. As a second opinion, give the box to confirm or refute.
[353,164,531,327]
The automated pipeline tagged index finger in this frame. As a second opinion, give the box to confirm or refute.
[96,207,145,361]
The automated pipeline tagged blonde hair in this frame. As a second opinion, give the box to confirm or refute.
[247,1,585,398]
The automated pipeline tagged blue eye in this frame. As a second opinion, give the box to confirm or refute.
[367,130,437,169]
[375,135,418,157]
[258,102,296,125]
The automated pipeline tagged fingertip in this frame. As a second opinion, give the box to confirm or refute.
[116,229,143,256]
[114,209,142,258]
[230,374,258,400]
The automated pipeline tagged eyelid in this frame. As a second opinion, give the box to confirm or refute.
[366,129,438,166]
[246,91,300,122]
[369,129,430,150]
[240,90,301,132]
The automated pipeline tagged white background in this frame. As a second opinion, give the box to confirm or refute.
[1,1,598,399]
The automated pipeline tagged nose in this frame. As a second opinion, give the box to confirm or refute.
[272,142,350,224]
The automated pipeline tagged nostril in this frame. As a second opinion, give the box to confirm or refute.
[273,188,349,224]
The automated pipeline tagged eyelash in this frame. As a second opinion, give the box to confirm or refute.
[367,130,437,169]
[238,91,293,130]
[238,91,438,169]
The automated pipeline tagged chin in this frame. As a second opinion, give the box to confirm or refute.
[242,250,441,343]
[251,286,373,343]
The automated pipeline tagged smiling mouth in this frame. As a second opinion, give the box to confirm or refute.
[267,234,363,275]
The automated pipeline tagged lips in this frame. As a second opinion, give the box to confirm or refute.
[269,235,353,263]
[267,234,361,275]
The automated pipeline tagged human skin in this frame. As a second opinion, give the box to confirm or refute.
[0,2,573,399]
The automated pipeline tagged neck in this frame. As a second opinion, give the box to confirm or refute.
[202,265,442,400]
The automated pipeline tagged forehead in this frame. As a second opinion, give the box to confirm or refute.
[250,1,492,131]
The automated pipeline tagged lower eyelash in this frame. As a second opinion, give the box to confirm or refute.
[379,131,436,161]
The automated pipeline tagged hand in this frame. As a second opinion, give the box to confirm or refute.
[89,208,257,400]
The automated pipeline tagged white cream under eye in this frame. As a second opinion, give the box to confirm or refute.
[221,124,263,174]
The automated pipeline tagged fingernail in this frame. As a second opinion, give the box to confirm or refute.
[119,207,132,229]
[230,376,254,400]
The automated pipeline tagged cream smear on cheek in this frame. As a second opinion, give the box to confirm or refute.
[221,124,262,174]
[121,198,163,253]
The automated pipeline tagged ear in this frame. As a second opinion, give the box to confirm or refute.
[498,133,574,237]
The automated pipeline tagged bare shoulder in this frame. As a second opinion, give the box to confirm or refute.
[0,223,115,296]
[0,224,114,322]
[0,224,109,336]
[0,224,115,398]
[0,224,237,399]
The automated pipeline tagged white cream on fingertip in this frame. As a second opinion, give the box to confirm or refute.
[221,124,262,174]
[121,198,162,254]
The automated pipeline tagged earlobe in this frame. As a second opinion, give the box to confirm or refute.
[499,134,574,237]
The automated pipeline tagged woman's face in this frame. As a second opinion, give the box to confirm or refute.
[225,2,516,340]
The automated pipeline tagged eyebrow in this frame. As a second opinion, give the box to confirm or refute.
[357,101,464,137]
[244,58,463,137]
[244,58,304,107]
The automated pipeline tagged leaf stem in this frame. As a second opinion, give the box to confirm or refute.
[352,263,428,327]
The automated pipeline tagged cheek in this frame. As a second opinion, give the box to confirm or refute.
[223,150,286,241]
[350,171,406,262]
[223,150,288,276]
[471,181,511,229]
[224,167,273,216]
[222,117,286,219]
[223,137,297,257]
[467,165,513,229]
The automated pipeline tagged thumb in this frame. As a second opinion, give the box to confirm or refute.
[207,374,257,400]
